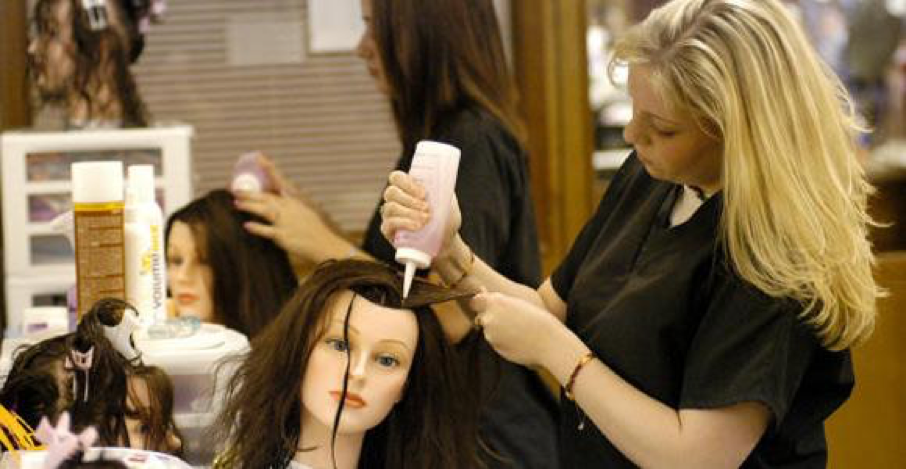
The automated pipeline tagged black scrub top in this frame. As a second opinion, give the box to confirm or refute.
[550,153,854,468]
[363,107,560,469]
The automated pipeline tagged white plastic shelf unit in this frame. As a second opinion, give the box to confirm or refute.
[1,126,194,334]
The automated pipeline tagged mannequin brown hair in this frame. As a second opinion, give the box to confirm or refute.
[212,259,483,469]
[0,299,181,455]
[165,189,298,338]
[30,0,149,126]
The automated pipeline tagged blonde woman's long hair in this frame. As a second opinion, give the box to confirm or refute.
[610,0,881,349]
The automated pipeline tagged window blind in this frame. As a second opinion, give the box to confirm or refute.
[132,0,400,233]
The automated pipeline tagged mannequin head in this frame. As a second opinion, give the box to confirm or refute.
[165,189,298,338]
[28,0,151,127]
[214,260,481,469]
[0,299,182,455]
[124,366,183,454]
[299,290,417,437]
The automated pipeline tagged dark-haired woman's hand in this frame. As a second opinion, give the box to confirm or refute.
[234,190,352,266]
[379,170,462,260]
[254,152,300,197]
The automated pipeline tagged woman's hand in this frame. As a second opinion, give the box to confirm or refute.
[254,152,300,197]
[233,152,353,264]
[471,292,565,368]
[234,189,349,265]
[379,170,462,259]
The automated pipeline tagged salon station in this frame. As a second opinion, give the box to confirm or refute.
[0,0,904,468]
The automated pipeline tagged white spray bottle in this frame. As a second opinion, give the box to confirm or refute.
[124,165,167,324]
[393,141,461,298]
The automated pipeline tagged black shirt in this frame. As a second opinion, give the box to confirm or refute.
[551,154,853,468]
[362,108,560,469]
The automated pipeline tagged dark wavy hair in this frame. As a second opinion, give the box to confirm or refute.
[0,299,181,455]
[370,0,525,156]
[31,0,149,126]
[165,189,298,339]
[212,260,483,469]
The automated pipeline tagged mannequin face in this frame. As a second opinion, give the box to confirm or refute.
[166,221,215,323]
[28,0,77,102]
[124,375,182,454]
[300,291,418,436]
[356,0,391,95]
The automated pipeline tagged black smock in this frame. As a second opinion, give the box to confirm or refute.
[550,154,854,468]
[362,108,560,468]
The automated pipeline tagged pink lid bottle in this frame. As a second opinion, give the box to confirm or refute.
[393,141,461,298]
[230,152,275,193]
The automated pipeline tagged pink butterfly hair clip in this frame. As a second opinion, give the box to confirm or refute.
[34,412,98,469]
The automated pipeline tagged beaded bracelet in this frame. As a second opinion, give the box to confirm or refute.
[564,352,595,401]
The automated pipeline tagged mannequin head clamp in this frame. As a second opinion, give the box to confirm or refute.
[81,0,109,31]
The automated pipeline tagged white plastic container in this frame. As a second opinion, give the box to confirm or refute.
[230,151,274,193]
[134,324,248,414]
[124,165,167,324]
[0,448,192,468]
[134,324,248,465]
[20,306,68,338]
[71,161,125,319]
[393,141,461,297]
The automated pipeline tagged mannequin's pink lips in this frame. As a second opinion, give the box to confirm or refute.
[175,293,198,305]
[330,391,366,409]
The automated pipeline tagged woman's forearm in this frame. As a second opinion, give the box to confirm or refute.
[541,325,768,469]
[435,235,546,308]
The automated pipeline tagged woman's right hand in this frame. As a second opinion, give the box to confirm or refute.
[379,170,462,260]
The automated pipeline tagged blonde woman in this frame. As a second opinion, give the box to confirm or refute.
[379,0,881,466]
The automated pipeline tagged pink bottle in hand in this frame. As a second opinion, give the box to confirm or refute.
[231,152,275,194]
[393,140,461,298]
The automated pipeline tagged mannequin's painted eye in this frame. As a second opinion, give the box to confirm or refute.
[326,338,349,352]
[376,354,400,368]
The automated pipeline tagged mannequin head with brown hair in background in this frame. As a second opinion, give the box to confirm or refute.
[28,0,161,127]
[0,299,182,455]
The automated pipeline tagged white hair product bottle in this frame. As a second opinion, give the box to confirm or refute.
[393,140,461,298]
[124,165,167,324]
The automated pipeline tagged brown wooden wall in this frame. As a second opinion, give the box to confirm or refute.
[512,0,595,274]
[826,251,906,468]
[0,0,30,131]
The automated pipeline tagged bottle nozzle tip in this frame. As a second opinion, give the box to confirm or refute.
[402,262,416,299]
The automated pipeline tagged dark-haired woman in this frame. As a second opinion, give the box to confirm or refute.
[234,0,558,466]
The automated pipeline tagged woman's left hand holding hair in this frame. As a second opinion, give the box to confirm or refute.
[471,292,569,367]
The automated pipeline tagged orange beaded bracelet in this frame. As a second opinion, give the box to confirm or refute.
[564,352,596,401]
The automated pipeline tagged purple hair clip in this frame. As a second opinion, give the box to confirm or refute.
[35,412,98,469]
[138,0,167,34]
[64,347,95,402]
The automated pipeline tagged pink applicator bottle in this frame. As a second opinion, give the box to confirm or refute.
[230,151,275,194]
[393,141,461,298]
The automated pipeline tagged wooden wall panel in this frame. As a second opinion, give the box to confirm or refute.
[826,251,906,467]
[512,0,595,273]
[0,0,31,131]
